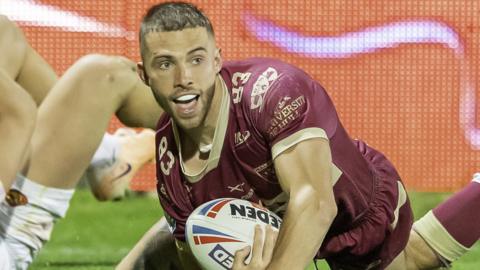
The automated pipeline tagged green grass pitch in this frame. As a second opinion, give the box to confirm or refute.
[30,189,479,269]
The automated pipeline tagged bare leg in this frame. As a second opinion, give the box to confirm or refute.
[0,70,36,189]
[0,14,55,190]
[0,15,57,105]
[0,16,39,190]
[0,54,162,268]
[0,15,163,269]
[25,54,148,189]
[1,15,161,191]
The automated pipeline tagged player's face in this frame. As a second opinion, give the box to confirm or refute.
[140,27,221,130]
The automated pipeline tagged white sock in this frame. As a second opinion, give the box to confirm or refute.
[12,174,75,217]
[90,133,120,166]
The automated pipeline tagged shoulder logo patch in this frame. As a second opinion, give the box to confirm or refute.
[251,67,278,110]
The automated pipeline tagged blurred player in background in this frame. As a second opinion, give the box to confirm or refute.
[117,2,480,270]
[0,15,161,269]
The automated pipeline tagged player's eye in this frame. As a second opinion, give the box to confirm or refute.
[158,61,171,70]
[192,57,203,65]
[152,59,173,70]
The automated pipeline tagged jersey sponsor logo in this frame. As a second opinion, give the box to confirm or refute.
[268,95,306,137]
[234,131,251,147]
[276,96,291,110]
[251,67,278,110]
[231,72,252,104]
[227,183,245,193]
[192,225,242,245]
[208,244,235,270]
[230,203,282,229]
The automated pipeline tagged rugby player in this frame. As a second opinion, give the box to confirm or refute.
[0,15,160,269]
[118,2,480,269]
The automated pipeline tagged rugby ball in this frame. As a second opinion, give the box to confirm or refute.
[185,198,282,270]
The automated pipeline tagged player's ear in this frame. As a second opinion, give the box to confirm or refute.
[214,48,222,73]
[137,62,150,86]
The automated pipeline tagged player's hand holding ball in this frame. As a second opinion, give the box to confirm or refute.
[186,198,282,270]
[232,224,278,270]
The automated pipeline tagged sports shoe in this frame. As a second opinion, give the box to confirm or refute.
[86,128,156,201]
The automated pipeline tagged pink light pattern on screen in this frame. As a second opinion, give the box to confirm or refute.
[243,13,479,150]
[0,0,135,39]
[0,1,477,150]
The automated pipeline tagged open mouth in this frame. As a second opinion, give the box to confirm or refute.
[172,94,201,117]
[173,94,200,104]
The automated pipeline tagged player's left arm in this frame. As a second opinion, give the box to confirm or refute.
[268,137,337,270]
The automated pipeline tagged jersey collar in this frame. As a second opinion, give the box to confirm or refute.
[172,75,230,183]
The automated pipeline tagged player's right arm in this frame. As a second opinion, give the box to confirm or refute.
[240,64,340,269]
[267,138,337,269]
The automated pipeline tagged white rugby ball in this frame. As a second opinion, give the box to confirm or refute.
[185,198,282,270]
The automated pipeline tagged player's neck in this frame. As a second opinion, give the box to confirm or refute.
[180,76,224,159]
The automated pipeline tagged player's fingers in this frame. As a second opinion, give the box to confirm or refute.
[233,246,251,269]
[262,225,278,262]
[250,225,264,264]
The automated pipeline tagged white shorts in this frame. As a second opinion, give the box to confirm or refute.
[0,240,12,270]
[0,175,74,270]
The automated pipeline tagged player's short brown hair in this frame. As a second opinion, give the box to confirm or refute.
[139,1,215,60]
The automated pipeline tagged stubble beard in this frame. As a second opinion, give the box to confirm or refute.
[153,84,216,132]
[179,84,215,132]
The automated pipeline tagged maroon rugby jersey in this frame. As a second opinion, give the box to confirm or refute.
[155,58,386,257]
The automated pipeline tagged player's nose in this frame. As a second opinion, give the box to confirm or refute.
[174,63,193,88]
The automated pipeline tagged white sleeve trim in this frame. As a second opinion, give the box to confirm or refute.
[271,127,328,160]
